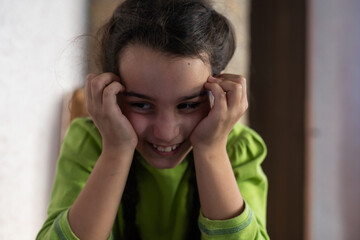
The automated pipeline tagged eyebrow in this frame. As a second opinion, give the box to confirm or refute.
[123,91,208,102]
[123,92,155,101]
[180,91,208,101]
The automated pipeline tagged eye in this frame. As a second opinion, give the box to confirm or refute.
[130,102,151,110]
[177,102,200,110]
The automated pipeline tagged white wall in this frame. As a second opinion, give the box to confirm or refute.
[307,0,360,239]
[0,1,88,239]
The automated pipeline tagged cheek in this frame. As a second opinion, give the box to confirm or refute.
[122,111,148,136]
[184,109,209,132]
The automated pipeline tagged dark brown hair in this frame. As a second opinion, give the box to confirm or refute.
[97,0,236,76]
[96,0,236,239]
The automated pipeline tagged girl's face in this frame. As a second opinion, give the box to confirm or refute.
[118,45,212,169]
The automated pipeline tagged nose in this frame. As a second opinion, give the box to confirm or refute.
[152,112,180,143]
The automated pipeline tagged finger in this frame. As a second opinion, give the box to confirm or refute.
[102,81,125,115]
[85,73,97,100]
[217,80,242,109]
[213,74,245,84]
[85,73,98,111]
[207,75,248,120]
[239,77,248,113]
[204,82,228,116]
[221,78,248,118]
[91,73,121,107]
[210,75,246,99]
[207,76,222,84]
[208,76,240,103]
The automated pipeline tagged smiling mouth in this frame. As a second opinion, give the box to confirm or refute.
[152,143,181,153]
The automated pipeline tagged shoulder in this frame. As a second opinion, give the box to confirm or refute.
[226,122,267,167]
[61,117,102,160]
[66,117,100,137]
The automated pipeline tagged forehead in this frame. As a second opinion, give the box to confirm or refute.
[118,45,211,100]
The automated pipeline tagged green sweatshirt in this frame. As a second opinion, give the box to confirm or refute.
[37,118,269,239]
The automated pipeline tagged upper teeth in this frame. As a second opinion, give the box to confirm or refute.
[153,144,180,152]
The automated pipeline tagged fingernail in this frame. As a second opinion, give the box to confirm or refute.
[208,76,217,82]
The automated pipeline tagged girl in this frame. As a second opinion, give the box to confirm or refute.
[37,0,269,239]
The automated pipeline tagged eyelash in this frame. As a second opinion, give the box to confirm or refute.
[177,102,201,110]
[130,102,151,110]
[128,102,202,112]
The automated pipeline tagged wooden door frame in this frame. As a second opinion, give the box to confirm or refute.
[249,0,307,239]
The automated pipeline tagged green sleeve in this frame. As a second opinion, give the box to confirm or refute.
[36,118,105,240]
[198,123,269,240]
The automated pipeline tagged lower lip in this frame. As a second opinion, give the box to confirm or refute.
[148,142,183,156]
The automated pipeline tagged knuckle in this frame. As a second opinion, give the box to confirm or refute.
[241,76,247,84]
[220,91,227,98]
[86,78,93,89]
[111,81,122,90]
[233,83,243,92]
[214,87,226,97]
[102,90,112,99]
[103,86,115,97]
[86,73,96,82]
[90,78,100,89]
[102,72,115,78]
[234,75,246,84]
[244,101,249,110]
[91,76,110,90]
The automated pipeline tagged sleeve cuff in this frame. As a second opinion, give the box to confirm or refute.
[198,202,253,237]
[54,210,115,240]
[54,210,80,240]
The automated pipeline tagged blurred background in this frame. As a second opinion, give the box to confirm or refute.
[0,0,359,239]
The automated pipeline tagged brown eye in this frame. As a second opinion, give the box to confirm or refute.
[177,103,200,110]
[130,102,151,110]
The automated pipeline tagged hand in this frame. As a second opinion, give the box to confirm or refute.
[190,74,248,150]
[85,73,138,152]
